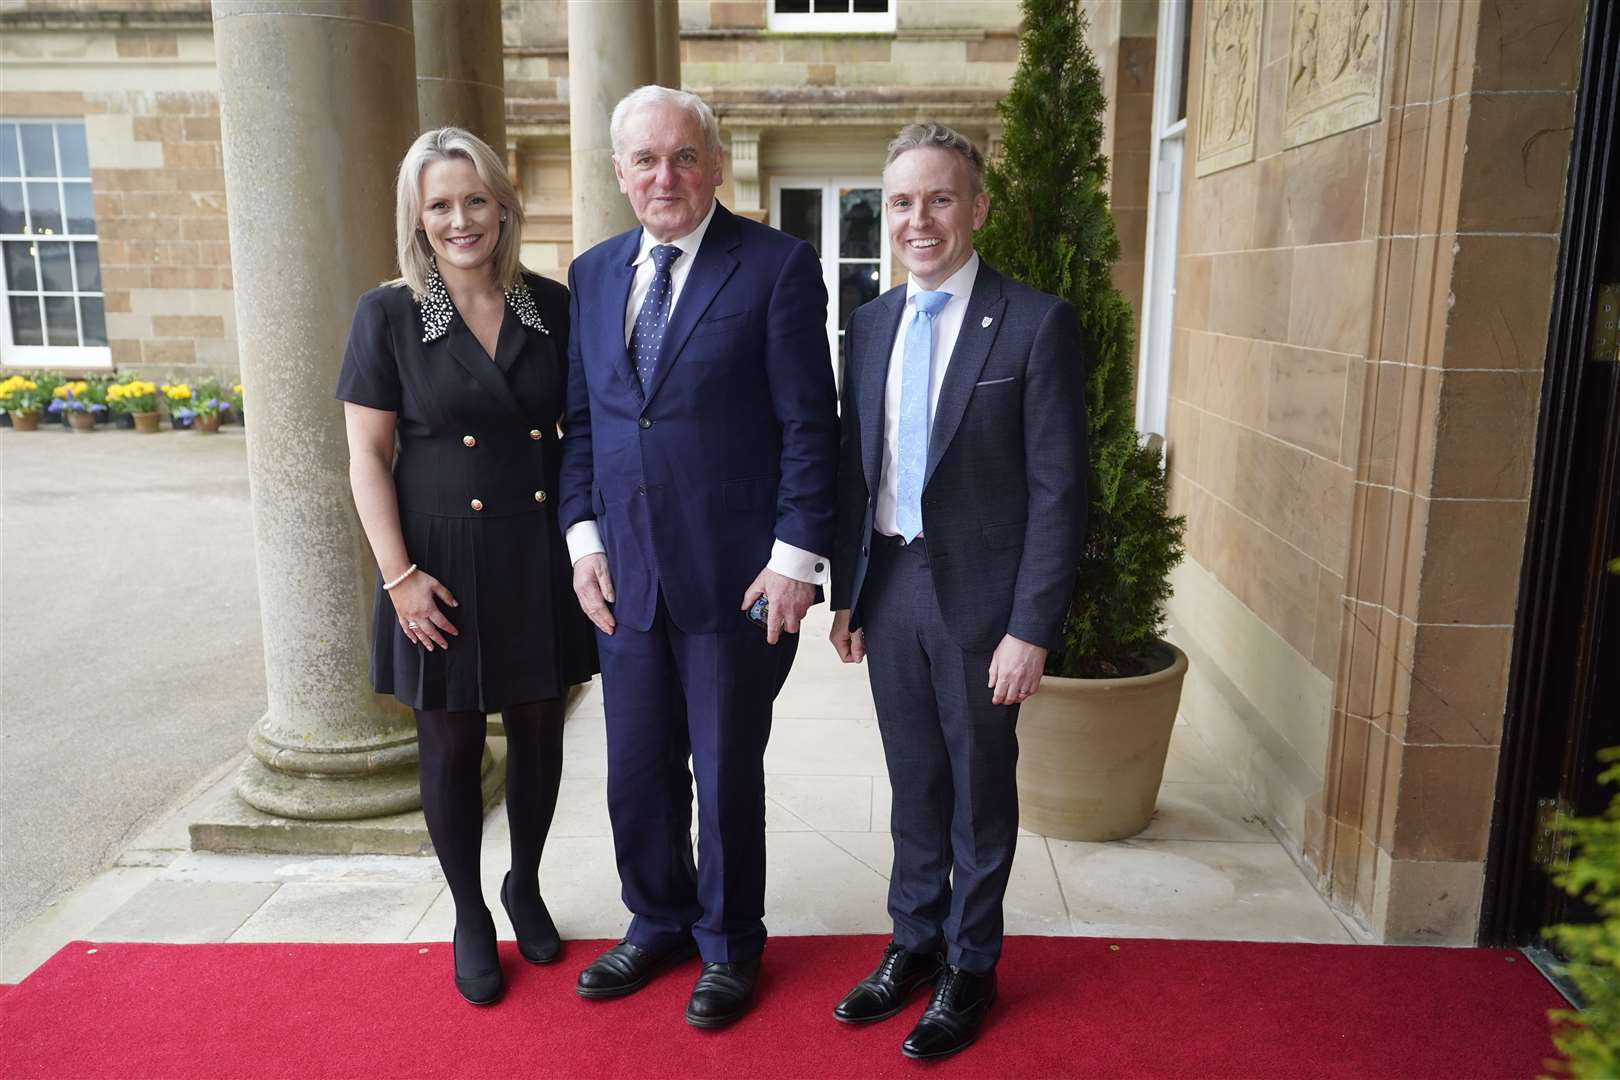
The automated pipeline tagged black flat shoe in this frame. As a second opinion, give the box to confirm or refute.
[900,965,996,1060]
[575,938,698,999]
[833,941,943,1024]
[500,871,561,964]
[684,958,760,1029]
[452,919,504,1006]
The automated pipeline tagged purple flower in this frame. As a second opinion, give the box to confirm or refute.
[176,408,196,420]
[47,398,64,414]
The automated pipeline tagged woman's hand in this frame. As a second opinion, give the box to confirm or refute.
[388,570,459,651]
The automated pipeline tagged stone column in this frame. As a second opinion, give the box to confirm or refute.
[654,0,682,89]
[213,0,424,820]
[567,0,660,252]
[413,0,507,147]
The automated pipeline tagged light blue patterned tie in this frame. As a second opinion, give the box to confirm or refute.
[895,289,952,543]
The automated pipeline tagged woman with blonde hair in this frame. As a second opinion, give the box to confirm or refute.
[337,126,596,1005]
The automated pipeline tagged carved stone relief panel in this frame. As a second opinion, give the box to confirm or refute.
[1283,0,1388,149]
[1195,0,1262,177]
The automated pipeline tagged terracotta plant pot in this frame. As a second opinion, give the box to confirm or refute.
[67,410,97,432]
[194,414,222,434]
[1015,641,1190,841]
[132,411,161,434]
[10,410,40,432]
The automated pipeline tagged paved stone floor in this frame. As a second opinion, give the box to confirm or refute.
[2,604,1355,983]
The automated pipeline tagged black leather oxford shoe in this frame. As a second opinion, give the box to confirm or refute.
[575,938,697,999]
[452,919,504,1007]
[500,871,561,965]
[684,959,761,1029]
[900,965,997,1060]
[832,941,944,1024]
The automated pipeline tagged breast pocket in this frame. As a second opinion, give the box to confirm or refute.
[689,310,750,339]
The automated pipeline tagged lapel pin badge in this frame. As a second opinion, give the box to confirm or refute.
[981,316,993,328]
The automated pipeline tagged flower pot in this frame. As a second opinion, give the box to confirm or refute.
[9,410,40,432]
[132,411,161,434]
[113,412,135,429]
[1015,641,1189,841]
[67,410,97,432]
[94,410,111,425]
[171,414,193,430]
[1,412,11,428]
[194,414,222,434]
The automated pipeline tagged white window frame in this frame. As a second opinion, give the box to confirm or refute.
[1,117,111,369]
[770,175,891,384]
[765,1,896,34]
[1135,0,1191,438]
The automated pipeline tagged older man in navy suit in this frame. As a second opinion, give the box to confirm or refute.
[557,86,838,1029]
[828,123,1087,1060]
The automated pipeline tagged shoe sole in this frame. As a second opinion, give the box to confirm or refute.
[684,1003,750,1030]
[456,982,505,1007]
[575,941,699,1000]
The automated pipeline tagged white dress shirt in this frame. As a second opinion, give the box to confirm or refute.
[565,200,829,585]
[874,251,981,538]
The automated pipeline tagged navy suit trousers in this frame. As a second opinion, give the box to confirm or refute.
[861,536,1020,974]
[597,595,797,962]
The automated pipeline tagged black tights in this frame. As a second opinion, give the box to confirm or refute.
[415,699,565,933]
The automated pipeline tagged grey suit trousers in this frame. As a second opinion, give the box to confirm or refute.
[862,534,1020,974]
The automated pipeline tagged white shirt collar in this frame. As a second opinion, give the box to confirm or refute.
[905,250,979,306]
[633,199,718,267]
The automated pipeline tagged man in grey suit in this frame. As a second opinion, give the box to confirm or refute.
[828,123,1087,1060]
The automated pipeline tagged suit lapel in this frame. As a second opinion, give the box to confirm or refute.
[603,230,643,404]
[445,314,526,422]
[641,203,740,408]
[925,262,1006,486]
[860,286,906,495]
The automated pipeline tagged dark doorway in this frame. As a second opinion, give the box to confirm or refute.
[1482,0,1620,950]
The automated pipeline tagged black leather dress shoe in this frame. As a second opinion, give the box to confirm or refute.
[452,919,504,1006]
[900,965,996,1060]
[684,958,760,1029]
[500,871,561,965]
[832,941,943,1024]
[575,938,697,999]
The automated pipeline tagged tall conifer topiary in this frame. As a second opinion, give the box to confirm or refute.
[977,0,1185,678]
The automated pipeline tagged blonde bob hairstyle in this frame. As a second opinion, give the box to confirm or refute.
[392,127,525,299]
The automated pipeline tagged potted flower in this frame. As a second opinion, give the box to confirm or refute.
[229,381,245,426]
[162,383,195,430]
[54,381,107,432]
[85,376,113,425]
[191,379,227,434]
[976,0,1187,842]
[30,371,65,424]
[107,379,162,433]
[0,374,46,431]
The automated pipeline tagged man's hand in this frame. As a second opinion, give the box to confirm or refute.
[988,633,1047,706]
[741,567,814,645]
[829,608,865,664]
[572,552,617,635]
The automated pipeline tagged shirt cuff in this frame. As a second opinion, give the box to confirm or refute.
[565,520,605,565]
[769,539,829,585]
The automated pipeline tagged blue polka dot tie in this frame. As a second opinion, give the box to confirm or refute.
[628,244,682,391]
[895,289,952,543]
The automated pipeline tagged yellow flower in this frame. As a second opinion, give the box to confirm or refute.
[164,384,193,401]
[233,383,243,395]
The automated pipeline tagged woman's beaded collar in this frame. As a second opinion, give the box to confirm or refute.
[418,261,549,344]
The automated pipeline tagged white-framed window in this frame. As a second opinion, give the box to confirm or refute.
[1,119,110,369]
[766,0,895,34]
[770,176,891,386]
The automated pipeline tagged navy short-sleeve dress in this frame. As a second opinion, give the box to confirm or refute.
[336,270,598,713]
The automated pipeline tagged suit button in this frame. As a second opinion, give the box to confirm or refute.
[462,435,476,448]
[470,498,484,512]
[638,416,652,429]
[534,490,547,503]
[529,429,542,440]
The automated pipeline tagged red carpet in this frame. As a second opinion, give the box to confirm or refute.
[0,935,1560,1079]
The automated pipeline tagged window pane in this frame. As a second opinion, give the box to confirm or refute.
[0,125,18,178]
[813,0,851,11]
[55,124,89,177]
[26,183,62,235]
[774,0,811,11]
[778,188,822,254]
[9,295,43,345]
[20,125,55,178]
[79,296,106,346]
[73,241,101,292]
[852,0,889,10]
[0,183,23,233]
[44,295,79,346]
[839,262,881,328]
[37,241,71,291]
[3,241,37,291]
[839,188,880,258]
[63,183,95,235]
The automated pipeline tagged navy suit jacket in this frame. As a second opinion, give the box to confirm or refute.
[558,202,840,634]
[831,260,1088,652]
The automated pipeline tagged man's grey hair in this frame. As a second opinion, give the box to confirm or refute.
[610,85,725,159]
[884,122,985,194]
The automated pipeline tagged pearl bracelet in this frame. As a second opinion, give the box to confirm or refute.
[382,563,418,591]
